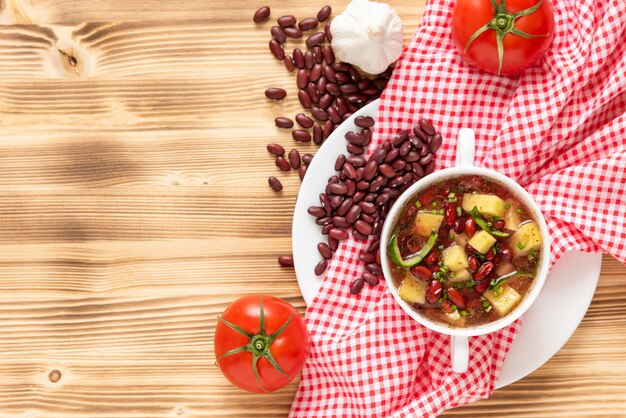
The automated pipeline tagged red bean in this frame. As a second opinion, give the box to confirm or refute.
[453,217,466,234]
[362,272,380,286]
[268,40,284,60]
[354,219,372,235]
[346,205,362,224]
[500,247,513,262]
[306,32,325,48]
[271,25,286,43]
[253,6,271,23]
[318,242,333,259]
[359,252,376,263]
[444,202,457,226]
[494,220,505,230]
[468,255,480,271]
[329,228,349,241]
[350,277,364,294]
[317,5,332,21]
[411,265,433,281]
[293,48,305,67]
[324,22,332,41]
[288,149,301,169]
[267,143,285,156]
[275,156,290,171]
[277,15,296,27]
[355,116,375,128]
[284,55,295,72]
[426,280,443,304]
[298,165,307,180]
[314,259,328,275]
[425,251,439,265]
[473,262,495,281]
[465,218,477,237]
[277,254,293,267]
[447,288,466,309]
[265,87,286,100]
[299,17,319,31]
[292,129,311,142]
[304,51,314,69]
[366,263,382,276]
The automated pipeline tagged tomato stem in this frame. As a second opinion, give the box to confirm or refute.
[463,0,549,75]
[216,296,295,392]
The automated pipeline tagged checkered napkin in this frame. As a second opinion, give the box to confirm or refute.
[290,0,626,416]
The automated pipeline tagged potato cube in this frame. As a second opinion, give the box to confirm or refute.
[504,205,522,231]
[467,230,497,254]
[462,193,506,218]
[398,276,427,304]
[448,269,471,283]
[483,284,522,316]
[413,212,443,237]
[510,221,543,258]
[442,245,469,272]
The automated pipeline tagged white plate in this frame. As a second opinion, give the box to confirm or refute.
[292,99,602,388]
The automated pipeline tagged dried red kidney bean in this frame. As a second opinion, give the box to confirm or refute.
[253,6,271,23]
[313,46,323,64]
[347,144,364,155]
[311,106,328,121]
[355,116,375,128]
[318,242,333,259]
[419,118,436,136]
[329,228,349,241]
[306,32,325,48]
[314,259,328,275]
[350,277,365,294]
[292,130,311,142]
[429,134,442,153]
[299,17,318,30]
[268,176,282,191]
[310,64,323,82]
[335,154,346,171]
[288,149,301,169]
[268,40,284,60]
[324,23,332,41]
[362,272,380,286]
[283,55,295,72]
[267,143,284,156]
[265,87,286,100]
[271,26,286,43]
[298,90,312,108]
[304,51,314,69]
[313,124,324,144]
[277,15,296,27]
[295,112,314,128]
[298,165,307,180]
[274,117,293,129]
[317,5,332,21]
[293,48,305,67]
[323,45,335,64]
[275,156,290,171]
[319,94,333,109]
[277,254,294,267]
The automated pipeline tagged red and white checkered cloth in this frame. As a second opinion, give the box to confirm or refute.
[290,0,626,416]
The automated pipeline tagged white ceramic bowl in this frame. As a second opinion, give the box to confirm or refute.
[380,128,552,372]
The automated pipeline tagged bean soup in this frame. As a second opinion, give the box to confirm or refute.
[387,175,543,328]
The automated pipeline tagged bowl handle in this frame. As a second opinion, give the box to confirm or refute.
[451,335,469,373]
[456,128,475,168]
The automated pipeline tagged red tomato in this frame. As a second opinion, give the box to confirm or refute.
[452,0,555,76]
[214,295,309,393]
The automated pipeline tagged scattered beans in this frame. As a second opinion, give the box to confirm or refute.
[277,15,296,27]
[253,6,271,23]
[284,26,303,39]
[314,259,328,275]
[292,129,311,142]
[306,32,326,48]
[278,254,295,267]
[283,55,295,71]
[268,176,283,191]
[265,87,286,100]
[274,117,293,129]
[318,242,333,259]
[275,156,290,171]
[298,165,307,180]
[267,143,285,156]
[288,149,301,169]
[362,272,380,286]
[355,116,375,128]
[271,26,286,43]
[302,153,314,165]
[269,40,284,60]
[317,5,332,22]
[299,17,318,31]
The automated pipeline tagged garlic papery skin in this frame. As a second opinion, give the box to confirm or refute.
[330,0,403,74]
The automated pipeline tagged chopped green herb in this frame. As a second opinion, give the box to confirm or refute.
[438,297,443,303]
[528,251,537,261]
[415,201,422,208]
[451,305,457,311]
[438,261,444,267]
[450,272,456,278]
[460,310,468,317]
[456,206,462,217]
[492,247,498,254]
[438,244,444,250]
[465,281,473,288]
[492,290,500,297]
[449,231,455,240]
[480,296,487,301]
[505,203,511,209]
[455,283,463,289]
[517,241,526,250]
[432,202,437,207]
[441,265,450,274]
[448,192,456,199]
[515,208,523,214]
[497,286,503,293]
[482,301,490,309]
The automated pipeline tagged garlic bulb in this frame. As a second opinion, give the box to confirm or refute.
[330,0,403,74]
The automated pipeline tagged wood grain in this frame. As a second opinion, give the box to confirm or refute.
[0,0,624,417]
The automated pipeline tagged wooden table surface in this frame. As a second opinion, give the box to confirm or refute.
[0,0,624,416]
